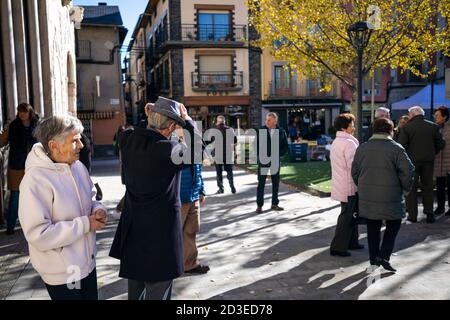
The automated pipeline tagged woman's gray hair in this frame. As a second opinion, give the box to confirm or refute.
[408,106,425,117]
[147,112,176,130]
[34,115,84,153]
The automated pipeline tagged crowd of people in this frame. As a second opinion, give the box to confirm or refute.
[1,98,449,300]
[330,105,447,272]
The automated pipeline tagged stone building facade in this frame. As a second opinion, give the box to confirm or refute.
[0,0,80,223]
[127,0,262,130]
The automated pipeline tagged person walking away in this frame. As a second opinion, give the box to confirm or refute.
[329,113,363,257]
[352,118,414,272]
[0,103,39,235]
[398,106,445,223]
[433,106,450,216]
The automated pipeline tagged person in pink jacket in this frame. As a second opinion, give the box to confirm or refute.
[329,113,364,257]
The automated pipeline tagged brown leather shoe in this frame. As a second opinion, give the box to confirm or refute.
[271,205,284,211]
[256,207,263,214]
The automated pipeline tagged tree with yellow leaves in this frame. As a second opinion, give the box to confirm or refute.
[248,0,450,94]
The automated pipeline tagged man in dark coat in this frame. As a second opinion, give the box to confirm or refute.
[398,106,445,223]
[362,107,390,143]
[211,115,237,194]
[255,112,289,213]
[109,97,203,300]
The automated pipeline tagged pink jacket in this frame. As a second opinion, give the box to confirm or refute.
[330,131,359,203]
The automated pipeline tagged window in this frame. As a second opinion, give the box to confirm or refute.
[198,56,233,88]
[198,11,231,41]
[274,66,290,89]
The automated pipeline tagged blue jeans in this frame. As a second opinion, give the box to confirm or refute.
[7,191,19,229]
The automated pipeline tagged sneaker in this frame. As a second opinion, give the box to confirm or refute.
[426,214,435,224]
[216,189,224,194]
[434,207,445,216]
[256,207,263,214]
[231,186,236,194]
[407,217,417,223]
[271,205,284,211]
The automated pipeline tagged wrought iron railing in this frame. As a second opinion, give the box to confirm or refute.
[192,71,243,91]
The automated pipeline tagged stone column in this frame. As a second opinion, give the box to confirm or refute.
[38,0,53,117]
[1,0,18,119]
[248,25,262,129]
[12,0,29,104]
[26,0,44,116]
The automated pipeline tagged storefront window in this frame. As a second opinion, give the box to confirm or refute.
[288,108,327,140]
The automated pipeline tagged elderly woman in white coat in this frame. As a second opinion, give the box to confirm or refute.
[18,115,107,300]
[329,113,364,257]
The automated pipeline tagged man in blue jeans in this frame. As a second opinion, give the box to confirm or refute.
[256,113,288,214]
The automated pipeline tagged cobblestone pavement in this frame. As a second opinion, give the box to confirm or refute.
[3,159,450,300]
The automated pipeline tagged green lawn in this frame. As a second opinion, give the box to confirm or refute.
[242,159,331,194]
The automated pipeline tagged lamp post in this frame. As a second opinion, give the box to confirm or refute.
[348,21,373,142]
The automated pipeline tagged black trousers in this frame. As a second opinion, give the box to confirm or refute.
[128,279,173,300]
[330,197,360,252]
[407,161,434,219]
[256,166,280,208]
[45,268,98,300]
[366,219,401,262]
[436,174,450,209]
[215,164,235,190]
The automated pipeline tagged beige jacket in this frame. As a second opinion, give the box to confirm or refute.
[19,144,106,286]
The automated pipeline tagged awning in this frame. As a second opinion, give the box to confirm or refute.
[77,111,115,120]
[391,84,450,110]
[262,102,343,108]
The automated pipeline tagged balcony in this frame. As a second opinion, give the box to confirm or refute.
[269,80,339,98]
[76,40,91,60]
[77,95,95,112]
[305,80,339,97]
[182,24,247,42]
[192,71,243,92]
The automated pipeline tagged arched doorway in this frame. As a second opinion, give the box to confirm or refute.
[67,52,76,115]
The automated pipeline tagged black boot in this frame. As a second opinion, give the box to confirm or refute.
[95,183,103,201]
[426,214,435,223]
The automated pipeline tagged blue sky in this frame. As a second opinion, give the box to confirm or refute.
[73,0,148,51]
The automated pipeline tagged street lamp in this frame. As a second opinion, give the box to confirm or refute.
[347,21,373,142]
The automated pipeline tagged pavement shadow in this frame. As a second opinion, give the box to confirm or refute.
[208,248,395,300]
[202,216,450,299]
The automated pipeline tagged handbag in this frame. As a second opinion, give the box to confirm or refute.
[349,193,367,225]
